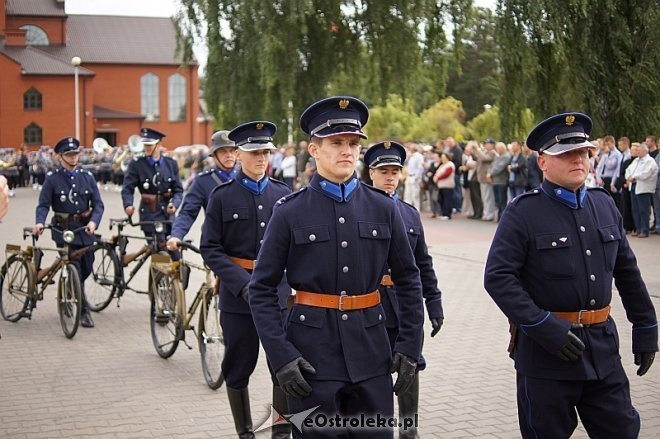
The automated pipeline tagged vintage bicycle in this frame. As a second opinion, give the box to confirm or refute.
[85,218,172,311]
[149,242,225,389]
[0,225,90,338]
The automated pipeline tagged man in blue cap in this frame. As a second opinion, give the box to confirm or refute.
[121,128,183,253]
[484,112,657,438]
[200,121,291,439]
[364,140,444,438]
[32,137,104,328]
[248,97,424,438]
[166,130,237,251]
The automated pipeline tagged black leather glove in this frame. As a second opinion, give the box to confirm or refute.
[634,352,655,376]
[239,285,249,303]
[554,326,585,361]
[276,357,317,399]
[430,318,443,337]
[390,352,417,395]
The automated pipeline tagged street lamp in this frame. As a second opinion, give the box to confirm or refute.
[71,56,81,140]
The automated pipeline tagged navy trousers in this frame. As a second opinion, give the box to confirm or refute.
[516,364,639,439]
[287,374,395,438]
[220,311,260,389]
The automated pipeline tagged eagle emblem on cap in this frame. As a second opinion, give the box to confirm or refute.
[384,141,391,149]
[256,123,264,130]
[339,99,349,110]
[565,115,575,126]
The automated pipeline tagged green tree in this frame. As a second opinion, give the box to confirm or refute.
[446,6,501,120]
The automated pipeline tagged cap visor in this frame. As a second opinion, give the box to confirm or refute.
[237,142,277,152]
[313,125,367,139]
[141,138,159,145]
[542,140,596,156]
[370,161,403,169]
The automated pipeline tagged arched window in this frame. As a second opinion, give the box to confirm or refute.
[168,73,187,121]
[141,73,160,121]
[19,25,49,45]
[24,123,42,145]
[23,87,42,110]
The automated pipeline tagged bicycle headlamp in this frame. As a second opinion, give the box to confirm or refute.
[63,230,75,244]
[154,222,164,234]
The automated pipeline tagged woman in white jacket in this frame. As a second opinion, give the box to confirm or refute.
[433,152,455,219]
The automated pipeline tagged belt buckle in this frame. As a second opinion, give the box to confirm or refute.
[577,309,590,326]
[338,293,347,311]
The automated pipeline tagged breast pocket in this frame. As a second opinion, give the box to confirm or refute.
[405,224,420,249]
[292,225,330,245]
[222,207,249,223]
[597,225,621,271]
[535,233,576,279]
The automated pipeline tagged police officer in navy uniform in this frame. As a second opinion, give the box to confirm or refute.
[166,130,237,251]
[364,141,443,439]
[121,128,183,250]
[249,97,424,438]
[33,137,104,328]
[484,113,657,439]
[200,121,291,439]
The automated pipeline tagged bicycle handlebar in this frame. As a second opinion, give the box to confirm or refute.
[177,241,201,254]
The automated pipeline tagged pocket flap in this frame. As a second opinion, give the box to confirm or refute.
[406,224,420,236]
[598,225,621,242]
[363,305,386,328]
[222,207,249,222]
[535,233,572,250]
[289,305,325,328]
[293,225,330,245]
[358,222,391,240]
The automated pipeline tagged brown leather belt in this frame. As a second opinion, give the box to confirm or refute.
[54,209,92,224]
[380,275,394,287]
[553,305,611,326]
[230,256,255,270]
[294,290,380,311]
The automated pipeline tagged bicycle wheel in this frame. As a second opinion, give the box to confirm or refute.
[198,289,225,389]
[149,270,181,358]
[0,255,32,322]
[58,263,82,339]
[86,242,120,312]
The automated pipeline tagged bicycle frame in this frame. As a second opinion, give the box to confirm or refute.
[150,253,216,334]
[106,218,171,296]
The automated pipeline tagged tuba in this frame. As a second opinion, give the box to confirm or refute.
[128,134,145,155]
[92,137,111,154]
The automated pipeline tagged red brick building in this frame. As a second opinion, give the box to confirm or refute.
[0,0,212,150]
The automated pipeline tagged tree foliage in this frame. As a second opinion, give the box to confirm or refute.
[176,0,475,143]
[496,0,660,139]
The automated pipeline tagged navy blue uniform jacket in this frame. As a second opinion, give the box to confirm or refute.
[200,171,291,315]
[484,180,658,380]
[380,196,443,329]
[121,156,183,227]
[36,168,104,246]
[171,168,235,240]
[249,172,425,383]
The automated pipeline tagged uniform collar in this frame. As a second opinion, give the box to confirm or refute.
[310,172,359,202]
[147,156,162,167]
[236,170,268,195]
[215,167,237,183]
[391,192,399,202]
[60,167,78,177]
[541,180,587,209]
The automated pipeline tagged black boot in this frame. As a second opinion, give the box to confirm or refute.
[80,292,94,328]
[271,386,291,439]
[227,387,255,439]
[397,373,420,439]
